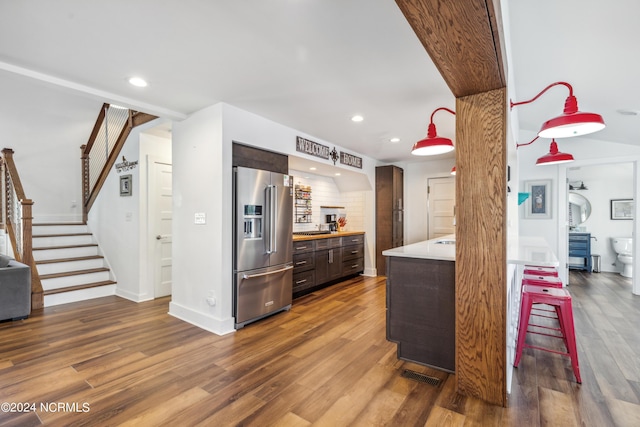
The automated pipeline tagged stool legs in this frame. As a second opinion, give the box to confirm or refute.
[514,286,581,384]
[513,291,533,368]
[559,299,581,383]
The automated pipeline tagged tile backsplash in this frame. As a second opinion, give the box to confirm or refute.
[290,170,364,232]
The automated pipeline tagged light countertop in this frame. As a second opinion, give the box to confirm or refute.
[382,235,455,262]
[382,235,558,267]
[292,231,364,242]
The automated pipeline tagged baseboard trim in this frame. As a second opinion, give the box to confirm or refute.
[363,267,377,277]
[169,301,235,336]
[116,288,153,303]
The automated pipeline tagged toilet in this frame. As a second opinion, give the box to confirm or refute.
[611,237,633,278]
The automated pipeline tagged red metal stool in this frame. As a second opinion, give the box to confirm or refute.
[523,265,558,277]
[514,285,581,383]
[522,274,562,288]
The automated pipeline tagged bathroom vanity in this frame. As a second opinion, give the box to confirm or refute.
[568,232,592,272]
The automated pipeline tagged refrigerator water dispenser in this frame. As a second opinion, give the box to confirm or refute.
[243,204,262,239]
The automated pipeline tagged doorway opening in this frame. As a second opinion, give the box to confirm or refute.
[427,176,456,239]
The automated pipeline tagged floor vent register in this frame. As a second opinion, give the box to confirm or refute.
[401,369,442,387]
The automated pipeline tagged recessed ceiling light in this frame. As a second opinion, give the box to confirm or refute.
[128,77,148,87]
[390,137,400,143]
[351,115,364,122]
[335,173,341,176]
[309,167,316,171]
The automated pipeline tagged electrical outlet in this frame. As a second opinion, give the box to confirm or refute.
[195,212,206,224]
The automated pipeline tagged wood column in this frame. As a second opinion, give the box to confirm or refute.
[394,0,508,406]
[455,88,507,405]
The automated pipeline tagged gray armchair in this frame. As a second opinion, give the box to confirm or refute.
[0,258,31,321]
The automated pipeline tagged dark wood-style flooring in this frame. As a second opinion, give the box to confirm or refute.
[0,271,639,426]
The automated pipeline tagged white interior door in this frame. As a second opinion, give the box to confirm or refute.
[152,161,173,298]
[428,176,456,239]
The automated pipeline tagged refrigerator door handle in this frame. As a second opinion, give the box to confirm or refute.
[265,185,273,254]
[242,264,293,279]
[271,184,278,254]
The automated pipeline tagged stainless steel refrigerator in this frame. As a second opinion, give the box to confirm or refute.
[233,166,293,328]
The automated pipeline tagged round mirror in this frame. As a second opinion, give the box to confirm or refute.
[568,192,591,228]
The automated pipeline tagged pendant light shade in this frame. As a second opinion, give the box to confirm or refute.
[536,140,575,166]
[511,82,605,139]
[411,107,456,156]
[450,165,456,175]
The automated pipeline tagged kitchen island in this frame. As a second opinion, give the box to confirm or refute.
[292,231,365,298]
[383,235,456,372]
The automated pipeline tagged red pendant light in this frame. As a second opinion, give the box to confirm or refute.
[510,82,605,138]
[411,107,455,156]
[450,165,456,175]
[535,139,575,166]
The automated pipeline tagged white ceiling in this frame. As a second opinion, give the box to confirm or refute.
[0,0,638,170]
[508,0,640,148]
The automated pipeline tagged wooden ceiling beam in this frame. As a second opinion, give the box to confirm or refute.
[395,0,506,97]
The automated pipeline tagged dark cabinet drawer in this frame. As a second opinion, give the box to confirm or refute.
[293,252,315,272]
[569,249,588,256]
[293,270,315,293]
[343,234,364,245]
[342,257,364,276]
[343,244,364,261]
[569,241,588,250]
[293,240,315,254]
[315,237,342,250]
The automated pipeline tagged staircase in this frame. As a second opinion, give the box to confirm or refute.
[32,223,116,307]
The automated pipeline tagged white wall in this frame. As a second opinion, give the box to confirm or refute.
[169,104,230,333]
[88,120,171,302]
[2,74,101,223]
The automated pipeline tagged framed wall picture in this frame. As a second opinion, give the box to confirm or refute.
[524,180,551,219]
[611,199,633,220]
[120,174,132,196]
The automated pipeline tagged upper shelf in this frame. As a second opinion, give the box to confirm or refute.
[320,205,345,209]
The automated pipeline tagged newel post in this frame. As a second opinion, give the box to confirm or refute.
[21,198,42,309]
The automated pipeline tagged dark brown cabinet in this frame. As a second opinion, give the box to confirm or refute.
[386,255,455,372]
[292,233,364,298]
[376,165,404,276]
[314,237,343,284]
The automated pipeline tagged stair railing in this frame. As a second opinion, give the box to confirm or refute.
[1,148,43,310]
[81,104,156,222]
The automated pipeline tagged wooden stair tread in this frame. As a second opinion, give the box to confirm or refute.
[33,243,98,251]
[43,280,117,295]
[40,267,110,280]
[33,233,92,238]
[36,255,104,265]
[33,222,86,226]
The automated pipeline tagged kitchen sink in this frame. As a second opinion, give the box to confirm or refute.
[435,238,456,245]
[293,231,332,236]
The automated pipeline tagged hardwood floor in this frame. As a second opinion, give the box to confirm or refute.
[0,271,639,426]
